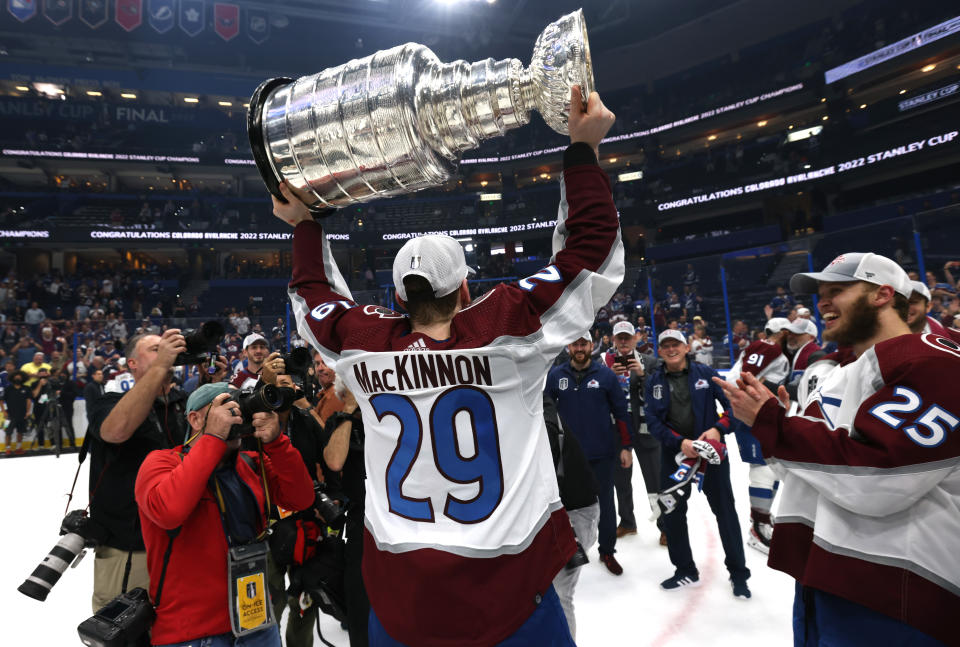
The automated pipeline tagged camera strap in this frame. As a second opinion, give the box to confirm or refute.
[152,527,181,608]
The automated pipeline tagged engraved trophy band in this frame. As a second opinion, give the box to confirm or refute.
[247,9,594,212]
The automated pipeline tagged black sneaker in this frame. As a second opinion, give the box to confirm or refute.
[660,572,700,591]
[731,578,751,600]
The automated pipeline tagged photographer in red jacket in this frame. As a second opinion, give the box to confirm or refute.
[135,383,314,647]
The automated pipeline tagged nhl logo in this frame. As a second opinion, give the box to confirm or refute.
[559,377,569,391]
[410,255,422,270]
[653,384,663,400]
[246,581,257,598]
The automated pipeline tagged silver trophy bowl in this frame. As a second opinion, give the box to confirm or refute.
[247,9,594,212]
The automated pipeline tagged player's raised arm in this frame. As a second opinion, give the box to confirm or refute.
[514,86,624,352]
[274,182,356,363]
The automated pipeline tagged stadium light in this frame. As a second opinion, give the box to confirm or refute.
[618,171,643,182]
[479,193,501,201]
[120,93,137,99]
[899,89,907,94]
[15,85,29,91]
[183,97,199,103]
[822,115,829,121]
[86,90,102,97]
[757,120,768,127]
[218,101,232,107]
[707,134,717,141]
[859,103,867,109]
[921,64,936,72]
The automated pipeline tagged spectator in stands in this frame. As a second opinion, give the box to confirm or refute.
[24,301,45,333]
[769,286,795,318]
[682,264,698,287]
[645,330,749,598]
[20,351,51,387]
[4,371,30,454]
[731,320,750,351]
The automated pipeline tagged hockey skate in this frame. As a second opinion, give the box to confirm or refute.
[747,509,773,555]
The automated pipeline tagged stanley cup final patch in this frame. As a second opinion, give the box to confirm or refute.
[559,377,569,391]
[652,384,663,400]
[410,255,422,269]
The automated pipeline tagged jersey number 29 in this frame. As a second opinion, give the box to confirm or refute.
[371,386,504,524]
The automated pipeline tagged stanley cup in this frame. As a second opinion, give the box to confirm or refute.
[247,9,594,211]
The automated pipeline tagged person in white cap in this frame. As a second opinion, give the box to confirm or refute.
[229,333,270,390]
[645,329,750,598]
[715,252,959,645]
[783,316,821,381]
[272,86,619,646]
[907,280,950,336]
[602,320,662,543]
[725,317,791,555]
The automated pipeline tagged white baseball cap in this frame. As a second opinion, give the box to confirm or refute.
[612,321,636,337]
[242,333,268,350]
[790,253,912,298]
[764,317,791,333]
[910,280,931,301]
[785,318,818,336]
[796,306,811,317]
[393,235,476,301]
[573,331,592,343]
[658,330,687,345]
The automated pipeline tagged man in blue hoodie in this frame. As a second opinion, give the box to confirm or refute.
[546,333,633,576]
[645,330,750,599]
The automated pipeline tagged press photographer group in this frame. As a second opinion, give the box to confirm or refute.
[18,318,363,647]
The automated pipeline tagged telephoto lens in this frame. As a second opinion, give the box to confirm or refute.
[18,532,87,601]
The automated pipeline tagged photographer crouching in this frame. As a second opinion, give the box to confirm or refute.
[134,383,315,647]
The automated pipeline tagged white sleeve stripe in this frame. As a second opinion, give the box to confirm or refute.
[288,286,340,369]
[320,232,354,302]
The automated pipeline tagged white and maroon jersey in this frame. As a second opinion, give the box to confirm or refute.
[727,339,789,385]
[229,365,259,390]
[754,333,960,644]
[104,371,135,394]
[788,339,821,382]
[288,158,623,646]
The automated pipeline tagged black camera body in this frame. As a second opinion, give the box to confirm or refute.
[77,586,154,647]
[313,481,347,529]
[226,383,297,439]
[173,321,225,367]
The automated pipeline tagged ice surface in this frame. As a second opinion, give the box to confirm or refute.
[1,439,794,646]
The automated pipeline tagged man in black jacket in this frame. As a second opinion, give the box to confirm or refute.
[82,368,105,426]
[4,371,31,455]
[544,394,598,642]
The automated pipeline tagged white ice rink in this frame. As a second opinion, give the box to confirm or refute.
[1,442,794,646]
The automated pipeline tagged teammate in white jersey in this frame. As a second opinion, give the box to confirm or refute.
[716,252,958,646]
[271,87,620,647]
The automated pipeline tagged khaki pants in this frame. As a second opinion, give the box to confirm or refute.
[92,546,149,613]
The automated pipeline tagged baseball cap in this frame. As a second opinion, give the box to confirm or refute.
[910,280,931,301]
[612,321,636,337]
[764,317,791,334]
[785,318,818,336]
[393,235,476,301]
[796,307,811,317]
[242,333,268,350]
[573,331,592,343]
[790,253,912,298]
[658,330,687,345]
[186,382,232,413]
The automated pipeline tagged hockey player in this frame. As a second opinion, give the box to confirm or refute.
[725,317,790,554]
[907,280,950,336]
[272,87,619,646]
[784,317,822,382]
[715,252,958,645]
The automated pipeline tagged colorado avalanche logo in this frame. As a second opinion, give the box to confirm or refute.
[653,384,663,400]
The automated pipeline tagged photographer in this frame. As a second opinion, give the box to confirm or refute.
[87,329,225,612]
[135,383,315,647]
[320,379,369,647]
[262,365,329,647]
[4,371,31,455]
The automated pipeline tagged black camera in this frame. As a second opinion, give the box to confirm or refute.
[281,346,312,376]
[19,510,105,602]
[565,540,589,571]
[313,481,346,528]
[226,383,298,439]
[174,320,225,367]
[77,586,154,647]
[287,536,347,624]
